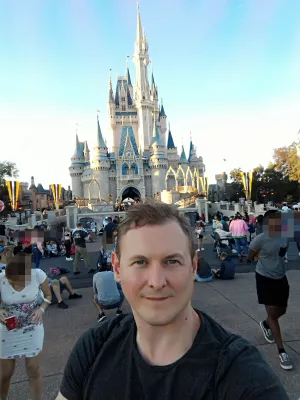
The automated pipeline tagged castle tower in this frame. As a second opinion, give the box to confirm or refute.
[91,116,110,200]
[29,176,37,211]
[150,120,167,194]
[69,134,84,198]
[166,124,179,169]
[133,3,153,151]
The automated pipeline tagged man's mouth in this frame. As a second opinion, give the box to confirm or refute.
[144,297,169,301]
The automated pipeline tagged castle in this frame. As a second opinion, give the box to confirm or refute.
[69,5,205,203]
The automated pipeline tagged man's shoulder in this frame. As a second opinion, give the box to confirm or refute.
[78,313,134,349]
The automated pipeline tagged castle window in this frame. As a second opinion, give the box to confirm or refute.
[121,97,125,102]
[122,105,126,111]
[122,163,129,175]
[131,163,138,175]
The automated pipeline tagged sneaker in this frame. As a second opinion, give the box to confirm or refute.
[66,257,73,261]
[57,301,68,309]
[259,321,275,344]
[279,352,293,370]
[201,248,205,251]
[74,271,80,275]
[98,313,106,322]
[88,268,96,273]
[69,293,82,299]
[116,309,123,315]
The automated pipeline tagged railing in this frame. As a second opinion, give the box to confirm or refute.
[169,186,198,194]
[120,173,141,181]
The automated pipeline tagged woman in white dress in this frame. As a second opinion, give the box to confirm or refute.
[0,253,51,400]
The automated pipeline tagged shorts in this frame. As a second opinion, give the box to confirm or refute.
[256,272,289,307]
[50,280,67,304]
[198,234,203,239]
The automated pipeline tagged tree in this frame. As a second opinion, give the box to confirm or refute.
[229,168,243,182]
[0,161,19,187]
[273,142,300,182]
[0,161,19,207]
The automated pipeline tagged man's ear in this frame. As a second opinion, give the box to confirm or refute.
[112,252,121,282]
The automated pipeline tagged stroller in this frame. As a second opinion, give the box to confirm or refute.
[213,232,237,258]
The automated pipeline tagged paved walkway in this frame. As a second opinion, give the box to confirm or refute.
[8,269,300,400]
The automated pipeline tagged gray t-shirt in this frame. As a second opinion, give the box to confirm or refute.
[93,271,121,304]
[249,233,288,279]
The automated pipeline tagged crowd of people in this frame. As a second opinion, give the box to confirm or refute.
[0,201,298,399]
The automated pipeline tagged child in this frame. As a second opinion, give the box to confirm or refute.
[195,251,213,282]
[213,252,235,280]
[195,223,204,251]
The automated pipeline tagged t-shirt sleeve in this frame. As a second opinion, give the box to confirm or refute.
[36,269,47,285]
[216,337,289,399]
[249,234,263,252]
[60,325,105,400]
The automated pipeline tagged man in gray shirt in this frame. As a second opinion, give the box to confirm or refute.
[92,264,124,322]
[249,210,292,370]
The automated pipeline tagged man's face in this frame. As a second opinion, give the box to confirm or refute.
[112,221,197,327]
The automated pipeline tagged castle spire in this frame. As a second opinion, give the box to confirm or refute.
[108,69,114,103]
[167,124,176,149]
[96,116,107,149]
[136,1,143,49]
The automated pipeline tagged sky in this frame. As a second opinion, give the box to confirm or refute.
[0,0,300,190]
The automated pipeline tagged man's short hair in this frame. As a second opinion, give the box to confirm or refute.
[77,223,82,228]
[220,252,228,259]
[115,200,195,261]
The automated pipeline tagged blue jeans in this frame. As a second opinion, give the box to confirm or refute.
[32,247,42,268]
[98,290,124,310]
[234,237,249,256]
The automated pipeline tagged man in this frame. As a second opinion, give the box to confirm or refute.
[72,223,95,275]
[49,275,82,309]
[249,210,292,370]
[92,264,124,321]
[56,202,288,400]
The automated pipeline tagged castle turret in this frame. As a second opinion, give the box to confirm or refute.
[91,116,110,200]
[29,176,37,210]
[166,124,179,169]
[83,141,90,163]
[150,120,167,194]
[69,134,84,198]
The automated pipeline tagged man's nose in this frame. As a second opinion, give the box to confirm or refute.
[147,263,167,289]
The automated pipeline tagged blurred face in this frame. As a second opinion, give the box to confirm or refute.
[112,221,197,327]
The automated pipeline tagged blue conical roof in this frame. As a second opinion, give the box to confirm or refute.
[71,134,84,159]
[151,121,164,146]
[96,117,106,148]
[159,104,166,117]
[167,129,175,149]
[180,145,188,164]
[188,140,193,161]
[127,68,132,86]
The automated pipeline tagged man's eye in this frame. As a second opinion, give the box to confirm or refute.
[166,260,179,265]
[134,260,146,265]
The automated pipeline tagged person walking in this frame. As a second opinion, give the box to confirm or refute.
[0,253,51,400]
[249,210,292,370]
[229,213,250,263]
[72,223,95,275]
[57,201,288,400]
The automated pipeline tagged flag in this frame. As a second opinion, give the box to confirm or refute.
[223,159,227,161]
[248,171,253,201]
[97,109,100,113]
[5,180,20,211]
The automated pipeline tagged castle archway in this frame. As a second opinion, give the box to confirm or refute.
[121,186,141,201]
